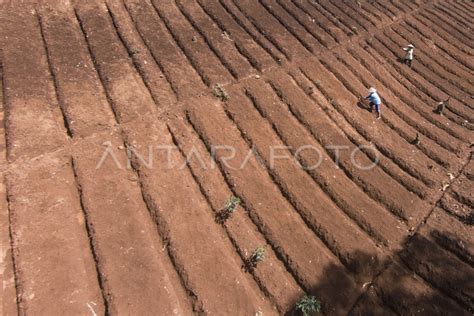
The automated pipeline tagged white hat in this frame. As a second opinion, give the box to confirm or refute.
[368,87,376,94]
[408,44,414,48]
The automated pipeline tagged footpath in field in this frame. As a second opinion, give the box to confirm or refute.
[1,0,473,314]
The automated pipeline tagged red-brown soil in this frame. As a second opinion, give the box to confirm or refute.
[1,0,472,315]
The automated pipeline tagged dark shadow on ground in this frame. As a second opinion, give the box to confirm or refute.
[284,230,473,315]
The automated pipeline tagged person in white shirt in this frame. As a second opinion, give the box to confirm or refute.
[403,44,415,67]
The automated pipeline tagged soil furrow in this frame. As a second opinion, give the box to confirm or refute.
[196,0,277,71]
[224,84,387,273]
[421,208,474,266]
[414,13,473,55]
[290,0,349,42]
[337,48,466,156]
[310,56,447,187]
[1,7,68,162]
[434,3,472,29]
[122,117,278,315]
[167,118,304,313]
[105,0,178,104]
[335,49,463,157]
[348,45,471,145]
[368,37,474,122]
[215,0,286,64]
[70,158,110,315]
[75,2,160,123]
[384,28,474,97]
[37,13,73,139]
[122,0,206,99]
[149,0,233,86]
[275,0,337,48]
[400,234,474,310]
[5,155,105,314]
[228,0,296,60]
[359,42,474,131]
[404,16,473,70]
[396,22,474,84]
[259,0,319,54]
[373,261,470,315]
[176,0,256,79]
[327,0,373,31]
[314,0,365,35]
[185,95,361,314]
[246,76,410,238]
[126,0,211,87]
[2,176,19,315]
[423,8,473,43]
[71,133,195,314]
[269,70,430,224]
[38,5,117,137]
[291,68,430,199]
[451,1,474,19]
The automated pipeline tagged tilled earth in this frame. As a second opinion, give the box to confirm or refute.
[0,0,473,314]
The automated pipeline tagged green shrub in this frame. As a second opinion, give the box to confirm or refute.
[296,295,321,316]
[212,84,229,102]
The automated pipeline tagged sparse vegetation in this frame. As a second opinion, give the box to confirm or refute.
[244,246,265,271]
[215,196,240,224]
[295,295,321,316]
[212,84,229,102]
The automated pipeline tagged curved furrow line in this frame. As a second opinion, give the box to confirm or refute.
[301,59,445,188]
[306,0,357,37]
[185,98,361,314]
[434,3,473,29]
[403,17,473,71]
[413,14,473,56]
[338,48,467,153]
[216,0,287,64]
[319,53,455,171]
[265,72,430,223]
[257,0,317,54]
[359,40,473,129]
[385,27,474,96]
[227,0,294,60]
[369,36,474,120]
[105,1,178,105]
[423,7,474,43]
[396,22,474,83]
[327,0,374,32]
[122,0,207,98]
[293,68,431,197]
[348,44,472,144]
[316,0,368,35]
[275,0,335,48]
[194,0,275,72]
[166,118,305,313]
[221,87,387,276]
[290,0,351,41]
[149,0,234,86]
[174,0,256,80]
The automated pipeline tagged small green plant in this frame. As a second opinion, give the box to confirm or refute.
[244,246,265,271]
[215,196,240,224]
[212,84,229,102]
[130,47,140,55]
[224,196,240,213]
[295,295,321,316]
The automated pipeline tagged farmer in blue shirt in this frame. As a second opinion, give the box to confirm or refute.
[364,87,382,119]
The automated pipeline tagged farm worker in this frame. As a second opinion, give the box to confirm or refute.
[435,97,450,115]
[403,44,415,67]
[364,87,382,119]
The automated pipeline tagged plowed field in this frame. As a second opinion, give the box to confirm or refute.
[1,0,472,314]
